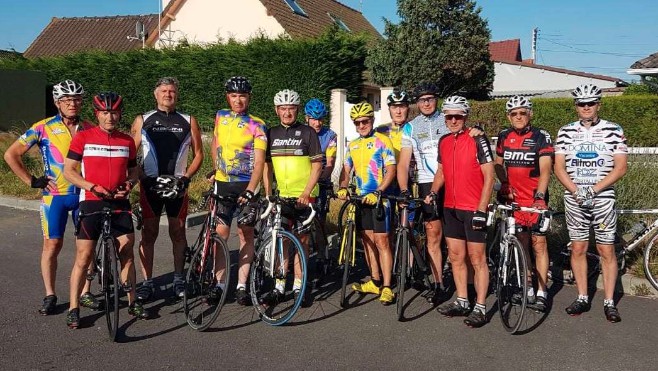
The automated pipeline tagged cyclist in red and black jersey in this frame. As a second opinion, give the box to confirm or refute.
[64,92,148,328]
[427,96,494,328]
[495,95,554,312]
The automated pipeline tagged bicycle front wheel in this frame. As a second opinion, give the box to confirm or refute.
[644,234,658,291]
[396,230,409,321]
[250,230,308,325]
[102,237,120,341]
[184,232,230,331]
[497,236,528,334]
[340,221,355,308]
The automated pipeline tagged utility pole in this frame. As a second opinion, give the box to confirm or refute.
[531,27,539,62]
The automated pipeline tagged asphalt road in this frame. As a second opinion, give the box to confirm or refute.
[0,205,657,370]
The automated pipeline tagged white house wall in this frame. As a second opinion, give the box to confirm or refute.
[492,62,618,96]
[161,0,286,46]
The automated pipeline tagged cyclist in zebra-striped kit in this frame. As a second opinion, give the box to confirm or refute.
[554,84,628,323]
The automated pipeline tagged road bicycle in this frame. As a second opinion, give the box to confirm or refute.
[80,207,134,341]
[486,202,552,334]
[336,191,365,308]
[550,209,658,291]
[250,194,315,325]
[183,189,231,331]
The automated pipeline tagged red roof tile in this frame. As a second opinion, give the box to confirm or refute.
[488,39,522,62]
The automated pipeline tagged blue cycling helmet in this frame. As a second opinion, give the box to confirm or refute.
[304,98,328,119]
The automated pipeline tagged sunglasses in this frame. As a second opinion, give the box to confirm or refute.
[576,101,599,107]
[59,97,83,105]
[417,97,437,104]
[354,119,372,126]
[444,114,466,121]
[509,111,528,117]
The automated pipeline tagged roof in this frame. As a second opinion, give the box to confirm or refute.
[24,14,159,58]
[495,59,626,84]
[488,39,522,63]
[631,52,658,69]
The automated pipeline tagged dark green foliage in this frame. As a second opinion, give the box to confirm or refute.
[366,0,493,99]
[0,29,367,132]
[624,77,658,96]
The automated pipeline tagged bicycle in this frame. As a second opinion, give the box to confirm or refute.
[249,194,315,325]
[80,207,134,341]
[183,189,231,331]
[336,191,365,308]
[486,202,552,334]
[550,209,658,292]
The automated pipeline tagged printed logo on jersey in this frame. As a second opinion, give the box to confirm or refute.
[503,150,535,162]
[295,131,301,137]
[51,128,66,135]
[522,139,535,147]
[367,142,374,149]
[272,138,303,146]
[569,141,604,159]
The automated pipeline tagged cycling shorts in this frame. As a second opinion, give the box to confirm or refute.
[564,191,616,244]
[39,195,79,239]
[443,207,487,244]
[418,182,444,222]
[356,201,391,234]
[213,181,257,227]
[139,178,189,220]
[77,200,133,241]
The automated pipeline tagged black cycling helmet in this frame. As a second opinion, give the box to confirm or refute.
[225,76,252,94]
[413,82,439,100]
[92,92,123,112]
[387,89,410,106]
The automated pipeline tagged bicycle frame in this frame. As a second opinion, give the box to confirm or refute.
[616,209,658,253]
[338,201,357,266]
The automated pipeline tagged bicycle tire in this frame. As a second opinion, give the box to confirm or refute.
[497,235,528,334]
[643,234,658,291]
[250,230,308,325]
[340,220,355,308]
[103,237,120,341]
[396,229,409,321]
[549,246,600,286]
[184,229,230,331]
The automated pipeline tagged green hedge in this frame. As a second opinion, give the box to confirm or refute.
[0,29,368,131]
[469,96,658,146]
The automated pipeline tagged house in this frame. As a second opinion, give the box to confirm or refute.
[489,39,627,98]
[628,52,658,80]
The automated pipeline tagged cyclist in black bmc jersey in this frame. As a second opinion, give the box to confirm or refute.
[131,77,204,301]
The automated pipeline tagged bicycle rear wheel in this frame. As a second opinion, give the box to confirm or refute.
[250,230,308,325]
[497,236,528,334]
[396,230,409,321]
[184,231,230,331]
[340,221,355,308]
[102,237,120,341]
[644,234,658,291]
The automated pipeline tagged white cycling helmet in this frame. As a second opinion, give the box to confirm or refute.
[274,89,301,106]
[505,95,533,112]
[572,83,602,103]
[442,95,470,114]
[53,80,84,100]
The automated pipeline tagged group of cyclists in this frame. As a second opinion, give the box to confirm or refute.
[4,74,627,330]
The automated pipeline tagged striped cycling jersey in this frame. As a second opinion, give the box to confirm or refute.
[402,111,448,184]
[18,115,94,196]
[213,110,268,182]
[345,132,396,196]
[555,119,627,193]
[140,109,192,178]
[266,122,323,198]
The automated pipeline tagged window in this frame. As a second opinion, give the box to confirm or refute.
[283,0,308,17]
[328,13,351,32]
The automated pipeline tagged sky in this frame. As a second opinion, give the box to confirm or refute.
[1,0,656,81]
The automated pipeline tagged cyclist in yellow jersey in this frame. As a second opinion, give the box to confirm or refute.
[208,76,268,306]
[4,80,98,315]
[337,102,397,304]
[263,89,322,307]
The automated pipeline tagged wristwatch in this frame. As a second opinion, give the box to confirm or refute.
[534,191,545,200]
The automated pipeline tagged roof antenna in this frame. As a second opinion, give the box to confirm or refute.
[127,20,147,48]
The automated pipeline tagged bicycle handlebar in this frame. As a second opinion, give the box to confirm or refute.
[259,195,317,227]
[487,202,553,232]
[78,208,133,219]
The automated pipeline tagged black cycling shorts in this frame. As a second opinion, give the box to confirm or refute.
[139,177,188,220]
[213,181,257,227]
[77,200,133,241]
[280,199,315,234]
[443,207,487,244]
[418,182,444,222]
[356,201,391,234]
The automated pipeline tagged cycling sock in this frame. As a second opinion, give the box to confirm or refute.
[217,282,226,291]
[275,279,285,293]
[527,287,535,297]
[456,297,469,309]
[293,278,302,291]
[473,303,486,314]
[578,294,589,303]
[603,298,614,307]
[372,279,382,287]
[537,290,547,299]
[236,283,246,290]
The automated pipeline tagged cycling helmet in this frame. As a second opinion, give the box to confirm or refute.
[350,102,375,121]
[274,89,301,106]
[413,82,439,100]
[505,95,532,112]
[152,175,181,199]
[441,96,470,114]
[387,89,410,106]
[304,98,328,119]
[52,80,84,100]
[224,76,252,94]
[572,83,602,103]
[92,92,123,112]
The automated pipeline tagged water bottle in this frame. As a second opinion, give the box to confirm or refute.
[623,221,647,243]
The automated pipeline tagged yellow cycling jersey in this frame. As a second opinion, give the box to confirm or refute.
[213,109,267,182]
[345,132,396,195]
[375,122,406,162]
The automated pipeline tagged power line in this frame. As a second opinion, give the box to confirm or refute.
[539,38,646,57]
[539,49,644,58]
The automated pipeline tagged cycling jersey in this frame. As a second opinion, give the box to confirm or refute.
[555,119,628,194]
[496,126,554,204]
[317,127,338,182]
[18,115,93,196]
[438,128,493,211]
[266,122,322,198]
[67,126,137,201]
[344,132,396,196]
[402,112,448,184]
[375,122,406,161]
[213,109,268,182]
[140,109,192,177]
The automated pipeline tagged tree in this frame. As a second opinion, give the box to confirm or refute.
[624,76,658,95]
[366,0,494,99]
